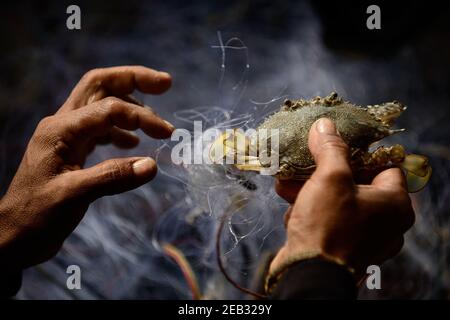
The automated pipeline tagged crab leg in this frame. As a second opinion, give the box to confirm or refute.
[209,129,250,163]
[366,101,407,126]
[357,144,431,193]
[359,144,406,168]
[402,154,432,193]
[235,163,264,171]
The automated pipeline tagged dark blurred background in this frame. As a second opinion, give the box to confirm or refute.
[0,0,449,299]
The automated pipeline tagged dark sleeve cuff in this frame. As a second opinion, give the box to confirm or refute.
[269,258,357,300]
[0,269,22,299]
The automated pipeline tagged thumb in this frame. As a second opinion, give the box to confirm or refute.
[308,118,353,187]
[64,157,157,202]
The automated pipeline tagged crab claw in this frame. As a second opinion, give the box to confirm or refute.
[209,131,238,163]
[400,154,432,193]
[209,129,256,165]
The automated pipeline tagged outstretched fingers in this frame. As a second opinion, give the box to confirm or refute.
[57,97,174,146]
[59,66,172,113]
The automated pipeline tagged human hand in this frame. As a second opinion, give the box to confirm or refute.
[270,118,415,280]
[0,66,174,271]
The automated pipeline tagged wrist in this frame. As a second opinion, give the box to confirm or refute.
[266,243,356,294]
[270,243,355,275]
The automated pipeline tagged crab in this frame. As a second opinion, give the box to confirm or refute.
[209,92,431,192]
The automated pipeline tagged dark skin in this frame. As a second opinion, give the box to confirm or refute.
[0,66,415,291]
[271,118,415,278]
[0,66,174,272]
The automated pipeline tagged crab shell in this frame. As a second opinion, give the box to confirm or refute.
[209,92,431,192]
[254,92,404,178]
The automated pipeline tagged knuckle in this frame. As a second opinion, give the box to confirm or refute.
[390,189,415,231]
[322,167,352,184]
[106,159,125,181]
[105,159,132,184]
[33,116,60,143]
[321,138,349,153]
[51,179,71,203]
[127,107,140,123]
[108,99,139,125]
[82,68,104,83]
[102,97,129,118]
[103,96,123,109]
[76,111,93,131]
[100,159,131,194]
[36,116,55,131]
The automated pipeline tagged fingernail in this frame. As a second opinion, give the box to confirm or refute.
[158,71,171,78]
[132,157,155,176]
[315,118,337,135]
[163,120,176,131]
